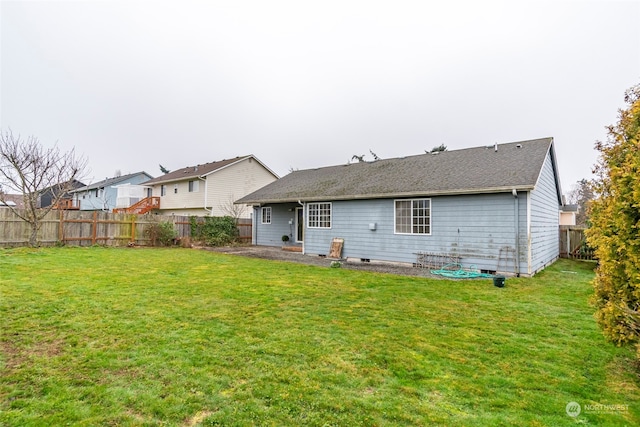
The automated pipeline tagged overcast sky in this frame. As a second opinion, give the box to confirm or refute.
[1,0,639,195]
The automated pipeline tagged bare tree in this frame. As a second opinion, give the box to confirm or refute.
[218,193,245,221]
[566,178,594,226]
[0,130,87,246]
[91,187,114,212]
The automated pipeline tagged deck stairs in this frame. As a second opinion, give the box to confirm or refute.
[113,197,160,214]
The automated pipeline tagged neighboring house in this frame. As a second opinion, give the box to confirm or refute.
[559,204,579,226]
[144,155,279,217]
[72,172,153,212]
[38,180,85,208]
[0,194,25,209]
[113,183,153,210]
[236,138,563,277]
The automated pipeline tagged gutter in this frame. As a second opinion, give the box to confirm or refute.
[237,186,536,206]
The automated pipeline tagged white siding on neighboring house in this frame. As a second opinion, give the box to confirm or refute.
[153,156,278,217]
[207,157,278,218]
[559,211,576,226]
[153,179,206,212]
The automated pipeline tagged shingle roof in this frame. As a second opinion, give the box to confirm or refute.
[236,138,559,204]
[561,204,579,212]
[73,172,153,192]
[144,155,254,185]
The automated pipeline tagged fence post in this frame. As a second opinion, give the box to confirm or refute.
[59,209,64,244]
[92,211,97,245]
[131,215,136,244]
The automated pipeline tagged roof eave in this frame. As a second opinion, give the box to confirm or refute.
[236,185,535,205]
[203,155,280,180]
[146,174,202,185]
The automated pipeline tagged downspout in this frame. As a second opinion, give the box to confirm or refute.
[527,192,532,276]
[253,205,259,245]
[199,176,212,216]
[298,200,305,254]
[512,189,520,276]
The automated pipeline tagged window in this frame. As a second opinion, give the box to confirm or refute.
[307,202,331,228]
[188,180,199,192]
[395,199,431,234]
[161,185,166,196]
[261,207,272,224]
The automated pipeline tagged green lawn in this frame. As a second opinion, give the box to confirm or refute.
[0,247,638,426]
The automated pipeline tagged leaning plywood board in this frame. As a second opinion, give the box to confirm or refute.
[329,238,344,259]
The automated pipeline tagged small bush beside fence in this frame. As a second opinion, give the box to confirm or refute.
[190,216,239,246]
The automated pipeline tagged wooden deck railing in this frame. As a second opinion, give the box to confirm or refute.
[113,197,160,214]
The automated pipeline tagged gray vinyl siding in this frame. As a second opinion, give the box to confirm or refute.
[528,152,560,274]
[78,174,151,211]
[302,193,528,274]
[254,203,299,247]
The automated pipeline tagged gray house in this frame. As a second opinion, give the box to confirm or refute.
[236,138,563,277]
[71,172,154,212]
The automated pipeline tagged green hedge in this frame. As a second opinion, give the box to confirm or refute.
[190,216,239,246]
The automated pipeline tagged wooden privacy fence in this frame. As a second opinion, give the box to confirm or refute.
[559,226,596,260]
[0,208,252,247]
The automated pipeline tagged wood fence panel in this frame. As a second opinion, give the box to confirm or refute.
[237,218,252,242]
[0,209,251,248]
[172,216,192,239]
[0,209,32,246]
[559,226,596,260]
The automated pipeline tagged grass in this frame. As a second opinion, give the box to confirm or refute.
[0,247,638,426]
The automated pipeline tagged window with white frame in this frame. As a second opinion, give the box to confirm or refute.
[161,185,166,196]
[261,207,272,224]
[307,202,331,228]
[188,180,199,192]
[395,199,431,234]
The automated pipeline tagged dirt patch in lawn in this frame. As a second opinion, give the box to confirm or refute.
[0,338,64,371]
[201,245,440,278]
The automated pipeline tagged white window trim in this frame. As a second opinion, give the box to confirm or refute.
[394,198,432,235]
[261,207,272,224]
[307,202,332,229]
